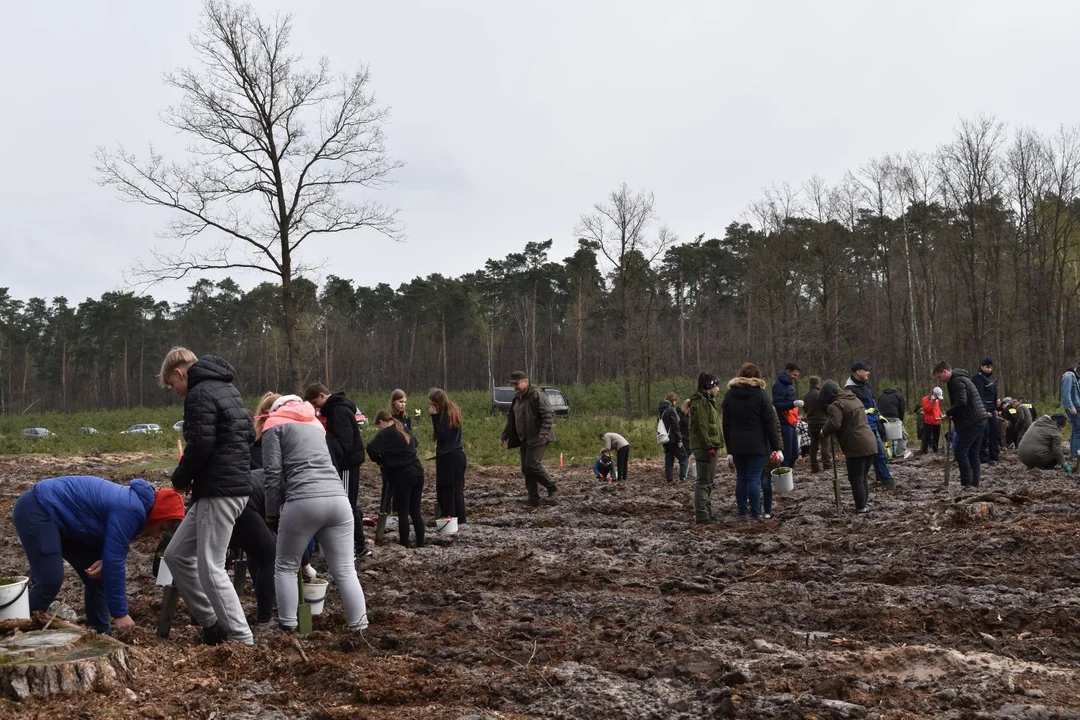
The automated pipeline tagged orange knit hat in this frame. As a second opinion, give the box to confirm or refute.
[147,489,185,525]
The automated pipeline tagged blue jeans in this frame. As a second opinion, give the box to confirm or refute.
[1070,415,1080,459]
[872,430,893,487]
[761,464,774,516]
[781,424,798,468]
[734,454,767,519]
[955,421,987,487]
[12,489,111,633]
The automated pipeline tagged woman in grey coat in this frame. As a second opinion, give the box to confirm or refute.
[259,393,369,632]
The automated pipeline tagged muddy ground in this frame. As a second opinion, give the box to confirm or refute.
[1,449,1080,719]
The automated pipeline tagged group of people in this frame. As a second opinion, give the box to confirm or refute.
[12,347,470,644]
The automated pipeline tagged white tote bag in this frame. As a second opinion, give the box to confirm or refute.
[656,415,669,445]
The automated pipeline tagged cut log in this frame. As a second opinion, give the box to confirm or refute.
[0,629,134,700]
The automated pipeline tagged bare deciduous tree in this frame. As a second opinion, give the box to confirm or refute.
[95,0,402,392]
[577,184,673,418]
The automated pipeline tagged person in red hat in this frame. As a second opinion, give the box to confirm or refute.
[12,476,184,634]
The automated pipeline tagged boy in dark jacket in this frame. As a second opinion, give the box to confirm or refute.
[159,347,256,646]
[973,358,1000,464]
[934,361,988,487]
[13,476,184,633]
[304,384,371,557]
[803,376,830,473]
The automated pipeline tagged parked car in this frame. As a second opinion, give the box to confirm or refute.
[355,411,367,429]
[173,420,184,432]
[492,386,516,414]
[120,423,163,435]
[491,386,570,418]
[23,427,57,440]
[543,387,570,418]
[75,427,101,435]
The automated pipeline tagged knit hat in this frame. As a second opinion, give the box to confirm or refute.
[933,387,943,398]
[147,489,185,525]
[270,394,303,413]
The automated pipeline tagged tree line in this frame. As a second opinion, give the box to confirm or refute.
[6,115,1080,416]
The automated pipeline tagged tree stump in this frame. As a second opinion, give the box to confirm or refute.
[0,629,134,700]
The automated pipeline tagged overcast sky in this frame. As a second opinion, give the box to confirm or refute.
[3,0,1079,305]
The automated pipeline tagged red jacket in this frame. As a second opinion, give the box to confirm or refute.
[921,395,942,426]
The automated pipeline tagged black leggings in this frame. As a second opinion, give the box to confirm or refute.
[229,505,277,623]
[845,455,873,511]
[341,466,366,550]
[616,445,630,481]
[435,449,467,522]
[392,471,425,547]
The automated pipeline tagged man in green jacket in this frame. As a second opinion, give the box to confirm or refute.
[501,371,558,506]
[689,373,723,524]
[1018,414,1070,471]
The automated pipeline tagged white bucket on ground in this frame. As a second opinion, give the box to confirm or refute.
[0,576,31,620]
[882,418,904,441]
[302,578,329,615]
[436,517,459,535]
[771,467,795,493]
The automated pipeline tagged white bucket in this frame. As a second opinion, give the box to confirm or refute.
[882,418,904,441]
[302,579,328,615]
[156,558,173,587]
[771,467,795,493]
[436,517,459,535]
[0,576,31,621]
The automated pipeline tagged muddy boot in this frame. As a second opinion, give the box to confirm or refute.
[526,496,540,508]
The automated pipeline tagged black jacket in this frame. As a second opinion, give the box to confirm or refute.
[246,439,266,518]
[323,392,365,470]
[877,387,906,420]
[972,371,999,416]
[393,411,414,437]
[678,407,690,448]
[803,387,827,426]
[722,377,783,456]
[431,412,464,456]
[172,356,254,500]
[945,369,988,430]
[368,425,424,479]
[657,400,683,446]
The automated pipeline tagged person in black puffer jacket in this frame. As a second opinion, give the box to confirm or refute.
[304,384,370,557]
[934,361,988,487]
[159,348,255,647]
[658,393,687,483]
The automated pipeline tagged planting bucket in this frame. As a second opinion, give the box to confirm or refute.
[771,467,795,493]
[302,578,329,615]
[882,418,904,441]
[436,517,459,535]
[0,576,31,621]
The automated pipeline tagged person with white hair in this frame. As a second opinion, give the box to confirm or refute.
[920,386,944,454]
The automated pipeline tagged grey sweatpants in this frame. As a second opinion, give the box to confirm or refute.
[164,495,252,644]
[275,495,368,631]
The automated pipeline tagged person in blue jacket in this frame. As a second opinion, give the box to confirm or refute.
[771,363,802,469]
[12,476,185,633]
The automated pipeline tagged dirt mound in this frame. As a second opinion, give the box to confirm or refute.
[2,451,1080,718]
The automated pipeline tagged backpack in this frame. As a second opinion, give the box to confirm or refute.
[656,413,670,445]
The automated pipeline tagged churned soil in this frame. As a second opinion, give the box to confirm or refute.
[1,449,1079,719]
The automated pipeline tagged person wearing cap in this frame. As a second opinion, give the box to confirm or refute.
[934,361,988,487]
[500,370,558,507]
[845,361,894,488]
[803,376,830,473]
[920,387,944,454]
[689,372,724,524]
[1018,413,1071,471]
[771,363,802,469]
[972,358,1000,465]
[12,476,185,634]
[1002,397,1020,450]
